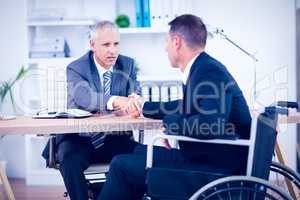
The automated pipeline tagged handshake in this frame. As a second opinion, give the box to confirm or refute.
[112,94,144,118]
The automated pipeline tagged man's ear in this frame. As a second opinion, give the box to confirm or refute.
[90,40,95,51]
[173,35,182,50]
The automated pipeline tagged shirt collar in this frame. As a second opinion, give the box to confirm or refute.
[93,54,113,76]
[182,54,199,85]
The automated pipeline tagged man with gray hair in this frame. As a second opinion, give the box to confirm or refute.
[42,20,140,200]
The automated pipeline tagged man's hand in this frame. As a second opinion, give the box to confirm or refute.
[126,94,144,118]
[112,96,130,112]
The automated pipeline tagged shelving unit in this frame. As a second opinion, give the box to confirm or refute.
[119,27,168,34]
[27,19,96,27]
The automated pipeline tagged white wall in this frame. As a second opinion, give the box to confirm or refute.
[0,0,27,178]
[0,0,297,178]
[191,0,297,168]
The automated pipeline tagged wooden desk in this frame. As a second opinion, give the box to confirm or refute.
[1,112,300,200]
[0,114,162,135]
[279,111,300,124]
[0,114,162,200]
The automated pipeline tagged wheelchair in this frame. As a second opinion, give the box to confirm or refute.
[142,104,296,200]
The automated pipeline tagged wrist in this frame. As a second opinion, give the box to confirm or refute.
[107,96,118,110]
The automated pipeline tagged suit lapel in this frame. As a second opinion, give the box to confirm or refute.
[183,52,206,113]
[89,52,102,92]
[185,52,205,87]
[111,63,122,95]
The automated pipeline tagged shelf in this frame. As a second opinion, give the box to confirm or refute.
[119,27,168,34]
[27,20,168,34]
[28,57,77,64]
[27,19,96,27]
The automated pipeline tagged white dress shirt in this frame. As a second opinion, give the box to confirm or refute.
[182,54,199,85]
[93,55,116,110]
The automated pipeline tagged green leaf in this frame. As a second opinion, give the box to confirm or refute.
[11,66,29,87]
[0,66,30,111]
[0,81,11,103]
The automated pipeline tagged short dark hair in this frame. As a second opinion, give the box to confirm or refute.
[168,14,207,49]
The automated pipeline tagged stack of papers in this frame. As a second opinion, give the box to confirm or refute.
[33,109,92,119]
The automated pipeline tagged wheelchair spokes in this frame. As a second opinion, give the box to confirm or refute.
[190,176,292,200]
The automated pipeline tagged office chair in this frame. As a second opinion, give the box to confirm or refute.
[46,135,109,199]
[143,105,293,200]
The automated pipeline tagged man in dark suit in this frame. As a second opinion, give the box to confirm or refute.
[98,14,252,200]
[42,21,140,200]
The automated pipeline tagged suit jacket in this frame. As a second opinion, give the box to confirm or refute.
[143,52,251,173]
[42,51,140,159]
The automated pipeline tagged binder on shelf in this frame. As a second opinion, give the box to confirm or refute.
[171,0,180,20]
[142,0,150,27]
[30,37,70,58]
[135,0,143,27]
[150,0,164,28]
[31,38,64,52]
[30,52,66,58]
[162,0,172,26]
[172,0,188,20]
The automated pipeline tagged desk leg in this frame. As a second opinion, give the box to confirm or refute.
[0,162,15,200]
[275,141,297,199]
[138,130,144,144]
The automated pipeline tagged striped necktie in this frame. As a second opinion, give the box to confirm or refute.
[91,70,113,149]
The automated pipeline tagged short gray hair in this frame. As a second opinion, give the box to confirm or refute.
[89,20,118,40]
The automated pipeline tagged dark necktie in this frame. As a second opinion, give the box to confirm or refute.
[90,70,112,149]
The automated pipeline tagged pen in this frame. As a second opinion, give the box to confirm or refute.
[48,112,57,114]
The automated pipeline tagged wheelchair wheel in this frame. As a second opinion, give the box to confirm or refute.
[269,161,300,199]
[189,176,292,200]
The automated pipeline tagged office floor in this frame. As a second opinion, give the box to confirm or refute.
[0,178,290,200]
[0,179,68,200]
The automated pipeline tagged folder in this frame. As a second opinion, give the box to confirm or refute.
[162,0,172,26]
[142,0,150,27]
[150,0,163,27]
[135,0,143,27]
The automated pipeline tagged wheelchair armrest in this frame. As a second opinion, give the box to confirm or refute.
[48,135,57,168]
[146,134,250,169]
[275,101,298,109]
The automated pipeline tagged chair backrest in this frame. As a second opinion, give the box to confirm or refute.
[251,108,279,180]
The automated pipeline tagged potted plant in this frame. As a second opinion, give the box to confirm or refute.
[115,14,130,28]
[0,66,29,118]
